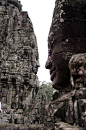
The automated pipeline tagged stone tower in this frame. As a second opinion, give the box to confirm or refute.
[45,0,86,129]
[0,0,40,124]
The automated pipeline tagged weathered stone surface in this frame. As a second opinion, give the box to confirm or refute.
[45,0,86,129]
[44,88,86,129]
[45,0,86,90]
[0,0,39,124]
[0,0,86,129]
[69,53,86,89]
[0,124,45,130]
[23,85,46,125]
[55,122,85,130]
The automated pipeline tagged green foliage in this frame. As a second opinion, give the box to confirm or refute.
[35,86,39,94]
[10,62,14,69]
[39,81,55,102]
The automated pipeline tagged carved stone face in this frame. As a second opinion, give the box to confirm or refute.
[45,0,86,90]
[45,42,70,89]
[69,53,86,89]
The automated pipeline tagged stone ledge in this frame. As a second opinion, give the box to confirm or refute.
[0,124,45,130]
[55,122,85,130]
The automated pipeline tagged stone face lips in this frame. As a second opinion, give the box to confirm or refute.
[0,0,39,124]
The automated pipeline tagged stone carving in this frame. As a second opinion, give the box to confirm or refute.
[45,0,86,130]
[0,0,40,124]
[45,0,86,90]
[69,53,86,89]
[25,85,46,125]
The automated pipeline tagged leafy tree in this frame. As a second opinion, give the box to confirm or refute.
[39,81,55,102]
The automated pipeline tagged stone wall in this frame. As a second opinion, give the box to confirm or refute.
[22,85,46,125]
[0,0,39,124]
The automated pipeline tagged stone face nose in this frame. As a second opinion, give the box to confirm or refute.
[36,60,40,68]
[45,56,52,69]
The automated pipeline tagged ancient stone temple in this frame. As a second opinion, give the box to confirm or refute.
[0,0,86,130]
[0,0,40,124]
[45,0,86,130]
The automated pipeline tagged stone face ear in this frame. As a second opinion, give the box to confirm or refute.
[69,53,86,89]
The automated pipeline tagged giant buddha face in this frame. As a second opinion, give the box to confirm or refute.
[45,0,86,90]
[45,39,70,90]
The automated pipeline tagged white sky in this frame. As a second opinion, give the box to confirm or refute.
[20,0,56,82]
